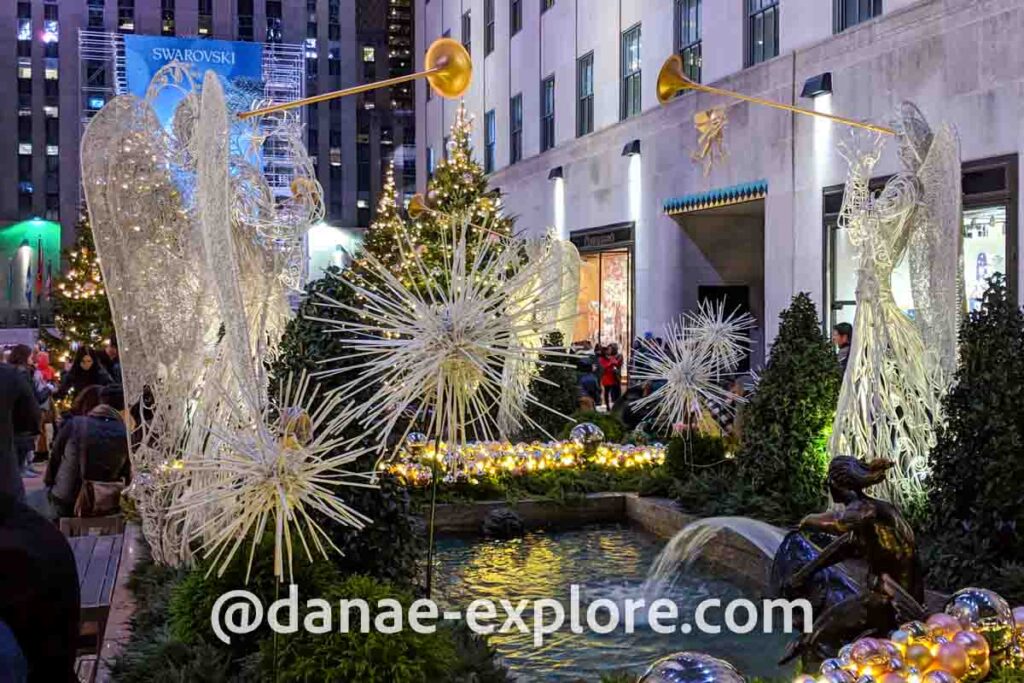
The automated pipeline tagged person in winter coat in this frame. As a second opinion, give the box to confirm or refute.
[34,385,129,520]
[0,493,80,682]
[0,365,40,501]
[6,346,48,479]
[597,344,623,411]
[55,347,112,400]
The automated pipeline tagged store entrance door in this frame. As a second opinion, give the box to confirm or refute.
[570,223,635,368]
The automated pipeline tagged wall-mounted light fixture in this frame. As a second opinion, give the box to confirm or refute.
[548,166,564,181]
[621,139,641,157]
[801,72,832,99]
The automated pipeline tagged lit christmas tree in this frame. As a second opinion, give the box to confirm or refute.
[358,160,421,287]
[412,103,513,280]
[39,212,115,365]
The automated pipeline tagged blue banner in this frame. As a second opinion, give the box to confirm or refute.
[124,35,264,127]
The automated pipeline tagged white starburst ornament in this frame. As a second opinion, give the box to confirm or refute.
[310,217,573,455]
[632,302,753,431]
[169,372,375,583]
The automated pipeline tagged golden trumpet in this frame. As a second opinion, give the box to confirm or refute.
[239,37,472,120]
[656,54,895,136]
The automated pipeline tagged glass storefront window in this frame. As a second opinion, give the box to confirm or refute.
[964,205,1008,311]
[574,250,633,365]
[829,203,1010,326]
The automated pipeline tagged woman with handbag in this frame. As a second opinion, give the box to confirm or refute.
[28,385,129,520]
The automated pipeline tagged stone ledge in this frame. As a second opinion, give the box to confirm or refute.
[431,492,627,534]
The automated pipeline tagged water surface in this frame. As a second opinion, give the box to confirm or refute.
[435,525,792,682]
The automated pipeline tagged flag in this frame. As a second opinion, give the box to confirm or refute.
[45,260,52,301]
[34,239,44,303]
[25,263,32,306]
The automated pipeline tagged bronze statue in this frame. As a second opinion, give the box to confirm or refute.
[771,456,926,664]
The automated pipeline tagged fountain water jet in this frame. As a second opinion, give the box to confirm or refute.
[643,516,787,592]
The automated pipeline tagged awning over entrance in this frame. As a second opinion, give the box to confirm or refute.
[663,180,768,216]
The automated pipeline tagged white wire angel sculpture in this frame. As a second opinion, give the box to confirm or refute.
[81,63,372,579]
[828,102,962,509]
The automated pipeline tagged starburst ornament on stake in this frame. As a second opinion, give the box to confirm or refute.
[311,216,575,455]
[632,301,753,432]
[170,372,375,583]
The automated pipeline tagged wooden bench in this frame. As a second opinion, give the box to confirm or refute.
[68,534,124,659]
[60,515,125,537]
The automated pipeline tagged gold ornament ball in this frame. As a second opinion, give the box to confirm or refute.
[905,644,934,671]
[927,613,962,640]
[875,673,905,683]
[851,637,885,662]
[879,641,902,658]
[952,629,990,663]
[932,642,969,679]
[920,670,957,683]
[902,621,930,641]
[889,630,911,652]
[823,670,856,683]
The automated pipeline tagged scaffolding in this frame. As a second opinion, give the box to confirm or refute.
[77,31,305,198]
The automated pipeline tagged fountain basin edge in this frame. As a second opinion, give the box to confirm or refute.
[430,493,775,595]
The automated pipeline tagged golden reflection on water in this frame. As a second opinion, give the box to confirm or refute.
[435,526,791,682]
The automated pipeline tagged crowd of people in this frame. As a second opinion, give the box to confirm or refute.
[0,340,130,680]
[0,341,130,516]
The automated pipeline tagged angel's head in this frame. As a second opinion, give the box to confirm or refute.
[893,102,934,172]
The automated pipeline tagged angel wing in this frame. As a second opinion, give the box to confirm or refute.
[908,123,963,379]
[81,94,218,412]
[195,72,261,398]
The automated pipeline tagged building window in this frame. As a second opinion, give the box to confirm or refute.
[676,0,701,83]
[577,51,594,137]
[88,1,104,29]
[834,0,882,32]
[540,76,555,152]
[238,0,254,41]
[621,24,642,120]
[461,11,471,55]
[510,94,523,164]
[266,18,282,43]
[825,155,1019,330]
[198,0,212,35]
[118,0,135,33]
[484,109,496,173]
[427,147,436,180]
[44,59,58,80]
[542,0,555,12]
[19,143,32,156]
[362,46,375,62]
[484,0,495,56]
[161,0,175,34]
[747,0,779,66]
[510,0,522,35]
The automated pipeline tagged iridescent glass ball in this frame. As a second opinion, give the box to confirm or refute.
[406,432,429,457]
[945,587,1015,652]
[638,652,744,683]
[570,422,605,447]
